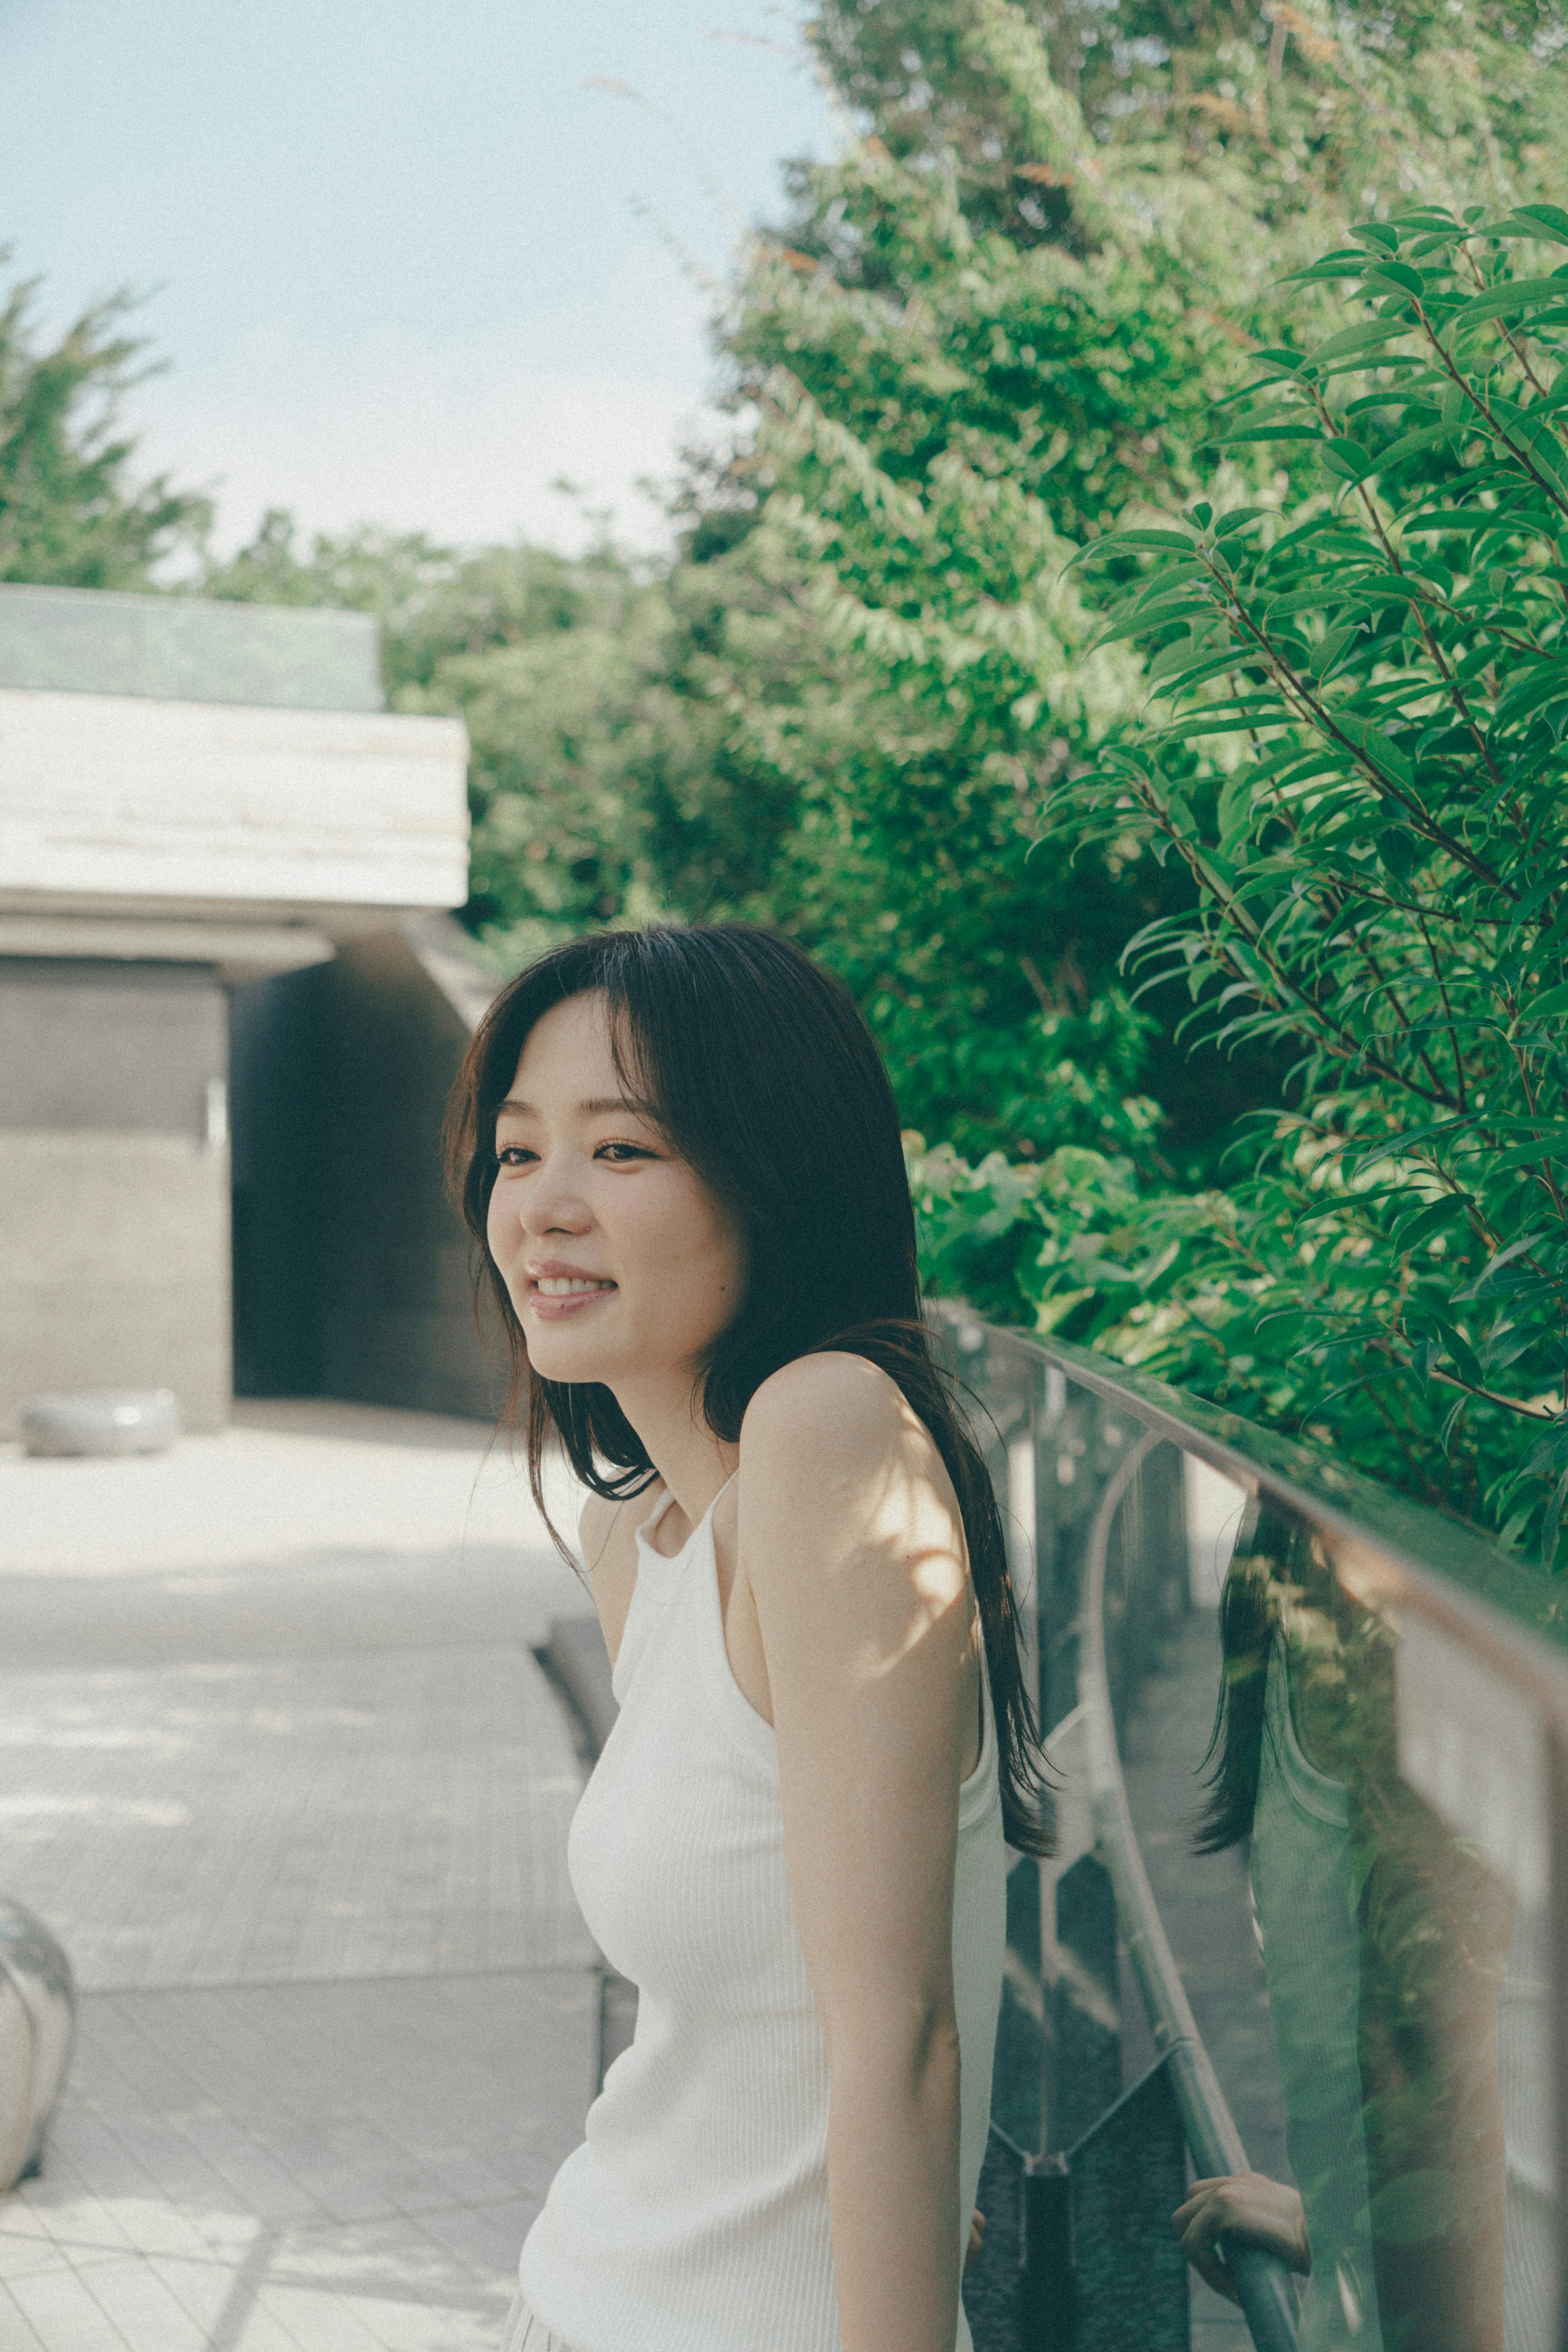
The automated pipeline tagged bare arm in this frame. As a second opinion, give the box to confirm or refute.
[740,1352,980,2352]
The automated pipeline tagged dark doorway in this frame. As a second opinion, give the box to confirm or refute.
[229,965,331,1396]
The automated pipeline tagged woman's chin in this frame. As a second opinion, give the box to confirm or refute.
[522,1322,619,1386]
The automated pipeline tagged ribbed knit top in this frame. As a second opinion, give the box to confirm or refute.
[1251,1639,1383,2352]
[517,1477,1007,2352]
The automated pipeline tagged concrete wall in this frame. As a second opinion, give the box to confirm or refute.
[0,961,231,1432]
[0,590,479,1433]
[0,688,469,921]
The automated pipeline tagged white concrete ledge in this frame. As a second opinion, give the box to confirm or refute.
[0,688,469,912]
[0,914,335,982]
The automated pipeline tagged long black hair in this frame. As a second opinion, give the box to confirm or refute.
[445,922,1051,1857]
[1194,1496,1301,1853]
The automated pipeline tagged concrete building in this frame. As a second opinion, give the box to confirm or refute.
[0,582,504,1433]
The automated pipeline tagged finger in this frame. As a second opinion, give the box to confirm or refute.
[1171,2189,1223,2233]
[1177,2216,1243,2307]
[1192,2250,1241,2305]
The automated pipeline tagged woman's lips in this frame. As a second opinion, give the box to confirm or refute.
[527,1279,617,1322]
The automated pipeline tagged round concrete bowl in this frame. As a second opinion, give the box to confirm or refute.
[20,1389,182,1458]
[0,1901,75,2192]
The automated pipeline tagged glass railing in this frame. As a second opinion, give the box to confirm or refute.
[935,1306,1567,2352]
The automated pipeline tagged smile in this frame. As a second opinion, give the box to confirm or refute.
[534,1277,615,1296]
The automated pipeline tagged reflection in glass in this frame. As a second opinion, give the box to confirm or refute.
[1200,1507,1539,2351]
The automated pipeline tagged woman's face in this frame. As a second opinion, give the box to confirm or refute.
[487,990,746,1394]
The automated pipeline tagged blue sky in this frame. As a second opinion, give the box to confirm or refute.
[0,0,833,553]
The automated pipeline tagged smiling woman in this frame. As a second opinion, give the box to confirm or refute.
[485,991,747,1413]
[443,924,1048,2352]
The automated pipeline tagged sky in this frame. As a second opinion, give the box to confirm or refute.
[0,0,834,556]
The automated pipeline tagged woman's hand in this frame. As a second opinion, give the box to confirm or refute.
[963,2210,985,2278]
[1172,2173,1310,2304]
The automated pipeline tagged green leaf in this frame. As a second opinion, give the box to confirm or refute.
[1486,1134,1568,1172]
[1263,586,1354,622]
[1363,263,1426,299]
[1093,530,1199,554]
[1375,422,1460,472]
[1334,714,1416,789]
[1309,319,1414,366]
[1208,424,1322,447]
[1288,256,1378,285]
[1147,633,1211,682]
[1446,278,1568,329]
[1318,441,1376,482]
[1501,205,1568,247]
[1399,509,1496,535]
[1310,625,1359,678]
[1392,1193,1473,1251]
[1494,660,1568,729]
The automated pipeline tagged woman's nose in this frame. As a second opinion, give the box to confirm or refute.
[519,1160,591,1237]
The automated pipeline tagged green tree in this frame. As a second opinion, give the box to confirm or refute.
[0,269,208,585]
[673,0,1568,1172]
[918,203,1568,1557]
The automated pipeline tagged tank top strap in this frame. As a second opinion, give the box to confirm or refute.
[610,1484,684,1704]
[614,1477,733,1705]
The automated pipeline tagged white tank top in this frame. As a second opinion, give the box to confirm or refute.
[518,1476,1007,2352]
[1251,1639,1383,2352]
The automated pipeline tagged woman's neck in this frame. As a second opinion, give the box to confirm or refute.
[608,1370,738,1543]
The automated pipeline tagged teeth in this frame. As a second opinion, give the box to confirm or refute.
[535,1277,614,1296]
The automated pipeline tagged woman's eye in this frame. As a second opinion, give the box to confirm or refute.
[596,1142,654,1164]
[496,1144,537,1168]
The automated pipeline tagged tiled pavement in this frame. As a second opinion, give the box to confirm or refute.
[0,1649,589,1991]
[0,1973,595,2352]
[0,1404,599,2352]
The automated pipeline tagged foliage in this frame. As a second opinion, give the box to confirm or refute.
[923,204,1568,1557]
[695,0,1568,1170]
[0,269,208,586]
[806,0,1568,246]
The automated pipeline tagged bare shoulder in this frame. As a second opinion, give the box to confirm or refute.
[739,1351,956,1525]
[743,1349,915,1455]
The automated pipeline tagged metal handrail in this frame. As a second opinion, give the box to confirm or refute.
[967,1324,1568,1704]
[1078,1430,1300,2352]
[942,1309,1568,2352]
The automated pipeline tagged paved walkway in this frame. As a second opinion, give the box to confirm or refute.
[0,1401,598,2352]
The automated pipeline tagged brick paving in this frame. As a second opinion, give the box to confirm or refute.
[0,1404,598,2352]
[0,1650,589,1993]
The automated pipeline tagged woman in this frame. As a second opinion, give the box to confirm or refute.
[444,923,1049,2352]
[1172,1505,1514,2351]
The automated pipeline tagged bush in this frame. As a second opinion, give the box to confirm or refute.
[926,203,1568,1558]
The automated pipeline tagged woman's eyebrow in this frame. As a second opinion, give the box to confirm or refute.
[495,1095,651,1118]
